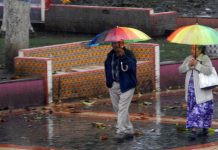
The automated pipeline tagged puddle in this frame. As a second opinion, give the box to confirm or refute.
[1,92,218,149]
[80,94,186,117]
[1,113,218,150]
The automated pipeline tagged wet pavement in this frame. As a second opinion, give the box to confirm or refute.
[1,89,218,150]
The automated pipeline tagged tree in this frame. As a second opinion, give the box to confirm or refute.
[1,0,69,72]
[1,0,34,33]
[3,0,31,72]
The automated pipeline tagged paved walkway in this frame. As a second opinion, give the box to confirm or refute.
[1,89,218,149]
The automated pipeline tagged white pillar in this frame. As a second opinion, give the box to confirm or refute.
[154,46,161,133]
[155,45,160,91]
[47,59,53,104]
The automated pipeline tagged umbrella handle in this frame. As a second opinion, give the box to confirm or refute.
[192,45,197,59]
[121,62,128,72]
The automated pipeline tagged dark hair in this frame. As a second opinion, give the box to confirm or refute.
[198,46,206,55]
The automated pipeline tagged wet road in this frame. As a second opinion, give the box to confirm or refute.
[1,90,218,150]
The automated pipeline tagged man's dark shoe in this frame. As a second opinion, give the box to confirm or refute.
[124,133,134,140]
[113,133,134,143]
[113,133,125,143]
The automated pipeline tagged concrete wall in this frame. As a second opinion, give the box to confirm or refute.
[150,12,178,36]
[0,78,45,109]
[45,5,177,36]
[177,17,218,28]
[160,61,184,90]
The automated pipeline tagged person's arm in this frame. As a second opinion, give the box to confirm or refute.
[195,55,213,75]
[104,52,113,88]
[179,56,192,73]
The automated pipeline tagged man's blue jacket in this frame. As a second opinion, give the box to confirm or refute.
[104,48,137,93]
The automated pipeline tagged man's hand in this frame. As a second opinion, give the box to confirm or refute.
[116,48,125,57]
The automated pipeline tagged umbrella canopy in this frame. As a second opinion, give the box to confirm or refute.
[167,24,218,45]
[88,26,151,46]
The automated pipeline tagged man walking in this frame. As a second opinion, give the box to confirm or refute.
[104,41,137,142]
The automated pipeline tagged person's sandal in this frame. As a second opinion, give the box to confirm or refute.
[188,130,197,141]
[198,128,208,137]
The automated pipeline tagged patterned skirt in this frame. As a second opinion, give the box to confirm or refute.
[186,72,214,129]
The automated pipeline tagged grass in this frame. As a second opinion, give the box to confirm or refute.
[29,32,94,48]
[150,38,191,62]
[0,32,192,65]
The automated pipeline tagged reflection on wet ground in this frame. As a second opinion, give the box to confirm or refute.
[80,94,186,117]
[1,90,218,150]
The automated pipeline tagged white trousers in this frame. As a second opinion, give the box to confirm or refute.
[109,82,135,134]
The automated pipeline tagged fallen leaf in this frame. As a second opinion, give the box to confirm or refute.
[92,122,107,129]
[176,124,187,132]
[174,102,180,105]
[99,134,108,141]
[137,113,146,115]
[41,107,47,111]
[164,106,178,110]
[182,102,187,108]
[148,114,154,117]
[138,102,144,107]
[24,107,31,111]
[168,106,177,109]
[81,100,96,106]
[143,101,152,105]
[138,93,142,98]
[150,129,156,132]
[97,95,104,99]
[70,110,81,113]
[134,115,148,120]
[61,0,71,4]
[208,128,216,135]
[35,116,43,120]
[67,105,74,109]
[48,110,53,114]
[0,118,5,123]
[134,130,144,136]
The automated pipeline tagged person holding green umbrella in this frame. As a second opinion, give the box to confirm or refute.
[167,24,218,140]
